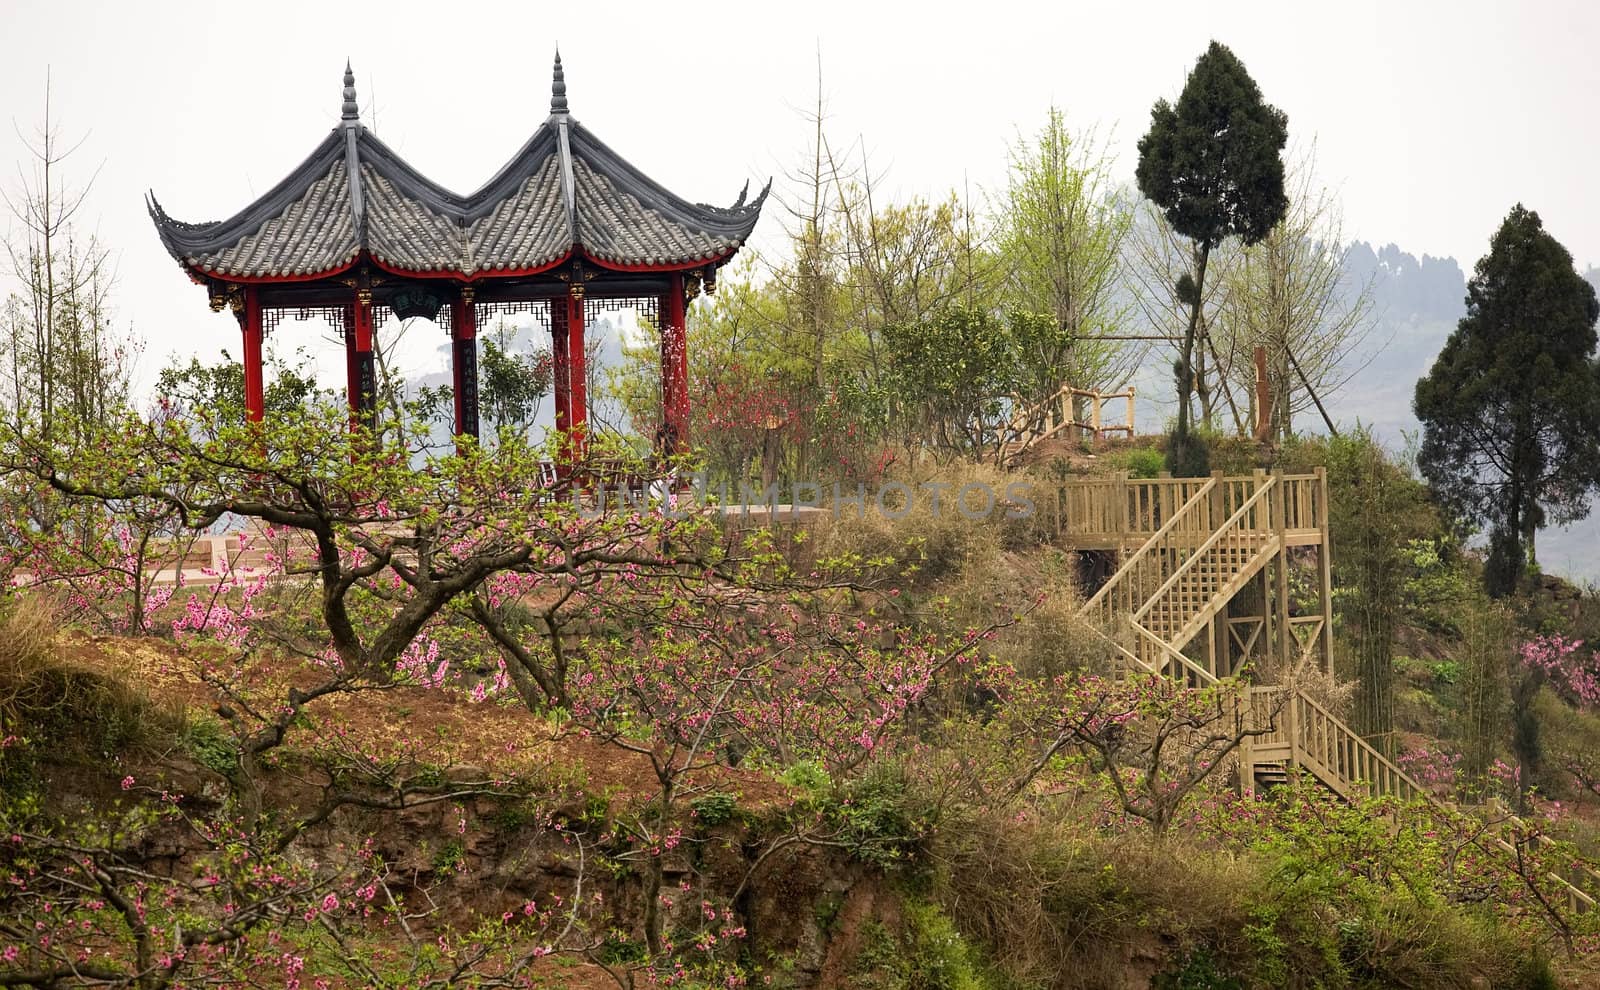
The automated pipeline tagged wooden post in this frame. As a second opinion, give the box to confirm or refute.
[1209,468,1227,678]
[1116,470,1130,535]
[1090,393,1102,437]
[1237,685,1254,793]
[1210,468,1225,537]
[1126,387,1136,437]
[1316,466,1335,675]
[1274,471,1291,667]
[1252,468,1270,677]
[1286,690,1300,769]
[240,286,264,423]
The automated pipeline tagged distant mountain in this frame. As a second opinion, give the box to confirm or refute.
[1333,242,1465,440]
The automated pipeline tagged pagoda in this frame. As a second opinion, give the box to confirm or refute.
[148,53,767,452]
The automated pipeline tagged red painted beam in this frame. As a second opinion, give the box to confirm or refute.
[580,248,735,274]
[451,293,479,441]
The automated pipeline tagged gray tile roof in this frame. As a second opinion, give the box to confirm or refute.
[149,62,766,281]
[573,157,742,267]
[462,155,571,274]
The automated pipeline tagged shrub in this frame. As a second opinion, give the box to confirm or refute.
[1165,430,1210,476]
[690,792,738,827]
[852,900,996,990]
[0,596,162,790]
[1121,446,1167,479]
[931,804,1554,990]
[832,761,937,872]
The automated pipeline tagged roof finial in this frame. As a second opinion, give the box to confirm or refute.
[341,60,359,123]
[551,49,568,115]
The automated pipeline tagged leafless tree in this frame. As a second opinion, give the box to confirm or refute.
[2,70,132,442]
[1216,145,1381,440]
[1126,199,1243,431]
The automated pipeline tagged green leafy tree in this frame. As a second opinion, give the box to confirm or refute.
[155,348,320,421]
[1135,40,1288,471]
[1324,430,1438,743]
[478,334,553,438]
[1413,204,1600,598]
[997,109,1136,407]
[884,305,1037,460]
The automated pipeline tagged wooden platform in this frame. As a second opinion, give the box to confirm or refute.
[1047,469,1328,552]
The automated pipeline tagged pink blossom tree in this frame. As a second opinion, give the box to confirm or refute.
[1513,633,1600,811]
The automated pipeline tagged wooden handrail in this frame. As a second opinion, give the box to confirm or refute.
[1079,478,1217,626]
[1000,382,1137,459]
[1132,477,1277,627]
[1051,472,1326,542]
[1130,621,1221,686]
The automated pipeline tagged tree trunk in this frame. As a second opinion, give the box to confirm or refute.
[1176,243,1212,440]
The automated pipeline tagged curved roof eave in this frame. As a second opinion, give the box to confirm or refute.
[148,130,347,257]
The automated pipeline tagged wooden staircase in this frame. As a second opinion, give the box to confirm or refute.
[1079,476,1279,686]
[1074,474,1600,913]
[1241,683,1600,913]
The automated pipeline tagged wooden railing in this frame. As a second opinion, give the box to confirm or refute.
[1078,479,1216,667]
[1257,686,1437,806]
[1000,384,1136,460]
[1052,471,1327,546]
[1062,467,1595,916]
[1077,476,1281,681]
[1131,479,1279,662]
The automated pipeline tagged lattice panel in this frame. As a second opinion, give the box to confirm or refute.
[478,299,553,331]
[588,295,660,328]
[260,306,353,340]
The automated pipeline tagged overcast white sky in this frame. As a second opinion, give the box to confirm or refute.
[2,0,1596,394]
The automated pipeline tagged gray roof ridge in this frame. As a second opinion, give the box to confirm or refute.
[556,117,580,250]
[567,122,765,241]
[342,63,367,245]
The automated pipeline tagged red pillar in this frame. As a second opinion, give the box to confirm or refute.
[567,288,587,460]
[662,272,689,453]
[550,298,570,435]
[241,286,265,423]
[351,289,376,429]
[450,288,479,441]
